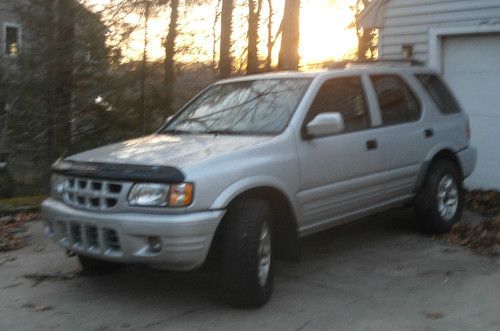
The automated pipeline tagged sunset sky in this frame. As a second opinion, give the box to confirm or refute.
[86,0,359,66]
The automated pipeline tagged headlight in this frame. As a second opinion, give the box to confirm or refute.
[51,174,66,196]
[127,182,194,207]
[128,183,170,207]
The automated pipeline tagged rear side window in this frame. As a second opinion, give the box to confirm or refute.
[371,75,421,125]
[306,76,370,133]
[416,74,461,114]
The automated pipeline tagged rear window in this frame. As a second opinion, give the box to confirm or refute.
[416,74,461,114]
[371,75,421,126]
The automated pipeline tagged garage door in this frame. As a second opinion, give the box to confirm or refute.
[443,34,500,189]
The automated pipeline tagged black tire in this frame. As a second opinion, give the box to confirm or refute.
[78,255,123,274]
[222,199,274,308]
[415,160,463,234]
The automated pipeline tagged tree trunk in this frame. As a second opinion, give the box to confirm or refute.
[219,0,234,78]
[265,0,273,71]
[357,27,374,60]
[212,0,222,70]
[164,0,179,117]
[356,0,374,60]
[278,0,300,71]
[52,0,75,158]
[246,0,262,74]
[139,1,149,136]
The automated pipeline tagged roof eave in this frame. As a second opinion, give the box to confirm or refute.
[357,0,389,29]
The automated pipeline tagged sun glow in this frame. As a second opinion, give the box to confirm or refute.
[86,0,358,67]
[300,0,358,65]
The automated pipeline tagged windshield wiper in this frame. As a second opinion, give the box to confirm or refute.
[202,129,240,135]
[162,129,193,135]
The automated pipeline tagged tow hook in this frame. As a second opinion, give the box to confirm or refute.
[65,249,77,257]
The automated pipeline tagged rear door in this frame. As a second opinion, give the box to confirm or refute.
[296,75,387,233]
[368,74,431,200]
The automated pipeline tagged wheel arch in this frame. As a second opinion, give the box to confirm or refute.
[416,148,463,192]
[211,180,301,260]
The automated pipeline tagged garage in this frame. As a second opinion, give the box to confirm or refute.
[357,0,500,190]
[442,34,500,189]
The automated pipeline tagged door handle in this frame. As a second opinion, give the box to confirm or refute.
[424,128,434,138]
[366,139,378,150]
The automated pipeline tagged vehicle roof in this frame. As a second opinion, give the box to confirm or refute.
[215,64,438,85]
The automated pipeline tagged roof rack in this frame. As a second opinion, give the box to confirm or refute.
[327,59,424,69]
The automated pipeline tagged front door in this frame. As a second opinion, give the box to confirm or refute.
[296,76,387,233]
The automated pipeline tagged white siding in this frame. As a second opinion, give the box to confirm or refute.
[379,0,500,61]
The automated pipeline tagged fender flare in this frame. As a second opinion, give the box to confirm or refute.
[211,175,300,218]
[415,143,462,192]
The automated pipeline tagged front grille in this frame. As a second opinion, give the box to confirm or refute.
[61,177,123,210]
[58,222,123,255]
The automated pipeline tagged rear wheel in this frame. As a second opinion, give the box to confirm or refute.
[222,199,274,307]
[78,255,123,274]
[415,160,463,234]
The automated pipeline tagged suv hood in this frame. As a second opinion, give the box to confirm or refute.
[67,134,272,168]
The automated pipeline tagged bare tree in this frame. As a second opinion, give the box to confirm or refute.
[246,0,262,74]
[219,0,234,78]
[278,0,300,71]
[355,0,376,60]
[164,0,179,116]
[212,0,222,70]
[50,0,76,158]
[139,1,150,135]
[264,0,274,71]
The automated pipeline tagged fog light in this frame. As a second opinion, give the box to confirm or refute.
[148,236,163,253]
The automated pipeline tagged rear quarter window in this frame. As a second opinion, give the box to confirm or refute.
[416,74,461,114]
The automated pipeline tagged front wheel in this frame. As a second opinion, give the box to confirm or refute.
[221,199,274,307]
[415,160,463,234]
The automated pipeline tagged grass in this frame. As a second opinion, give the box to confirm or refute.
[0,195,47,208]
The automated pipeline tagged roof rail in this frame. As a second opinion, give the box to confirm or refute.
[327,59,425,69]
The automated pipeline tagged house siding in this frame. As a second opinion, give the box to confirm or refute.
[379,0,500,61]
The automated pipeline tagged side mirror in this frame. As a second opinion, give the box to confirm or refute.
[165,115,174,125]
[305,112,345,138]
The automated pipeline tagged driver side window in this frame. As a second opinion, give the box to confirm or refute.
[305,76,370,133]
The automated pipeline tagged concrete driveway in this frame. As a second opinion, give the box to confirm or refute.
[1,209,499,331]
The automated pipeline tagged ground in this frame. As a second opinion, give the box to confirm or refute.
[0,209,499,331]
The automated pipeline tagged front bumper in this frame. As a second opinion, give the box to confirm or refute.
[457,145,478,179]
[41,198,225,271]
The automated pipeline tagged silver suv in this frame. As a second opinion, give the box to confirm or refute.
[42,63,477,307]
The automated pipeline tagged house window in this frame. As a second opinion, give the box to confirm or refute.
[402,44,413,59]
[5,24,21,56]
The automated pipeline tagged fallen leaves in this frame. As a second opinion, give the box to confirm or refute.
[441,216,500,257]
[0,255,16,265]
[435,190,500,256]
[3,282,23,289]
[0,212,39,252]
[22,303,54,312]
[423,311,445,320]
[465,190,500,216]
[23,272,78,287]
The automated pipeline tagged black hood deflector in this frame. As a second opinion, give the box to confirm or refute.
[52,160,186,183]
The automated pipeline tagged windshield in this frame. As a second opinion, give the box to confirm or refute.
[162,78,311,135]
